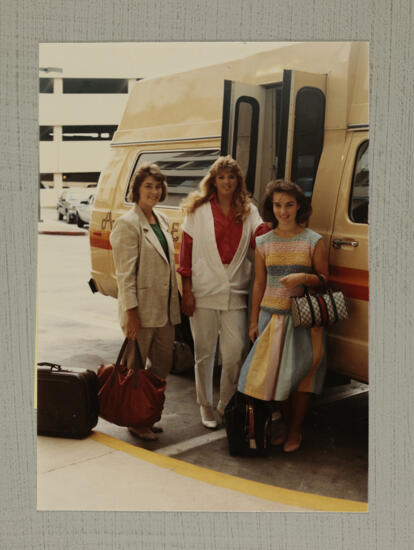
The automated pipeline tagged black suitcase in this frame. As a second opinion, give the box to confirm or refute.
[37,362,99,438]
[224,391,273,456]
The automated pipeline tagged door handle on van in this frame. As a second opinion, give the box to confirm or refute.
[332,239,359,249]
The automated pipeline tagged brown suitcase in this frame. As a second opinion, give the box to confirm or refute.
[37,362,99,438]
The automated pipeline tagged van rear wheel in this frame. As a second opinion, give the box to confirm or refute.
[77,216,85,228]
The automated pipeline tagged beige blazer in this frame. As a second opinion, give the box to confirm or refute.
[110,204,181,328]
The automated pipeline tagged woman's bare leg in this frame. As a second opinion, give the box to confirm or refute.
[283,391,311,452]
[271,398,290,445]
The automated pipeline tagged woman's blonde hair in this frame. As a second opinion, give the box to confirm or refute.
[128,163,168,204]
[180,155,251,222]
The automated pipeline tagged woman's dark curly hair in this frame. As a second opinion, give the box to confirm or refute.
[260,180,312,227]
[128,163,168,204]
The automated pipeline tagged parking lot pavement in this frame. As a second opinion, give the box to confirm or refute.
[37,220,368,505]
[37,434,316,512]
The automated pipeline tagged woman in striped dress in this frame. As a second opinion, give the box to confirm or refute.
[237,180,329,452]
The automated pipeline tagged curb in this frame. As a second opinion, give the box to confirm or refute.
[38,229,87,236]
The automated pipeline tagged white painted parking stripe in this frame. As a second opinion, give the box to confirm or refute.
[157,428,227,456]
[158,411,281,457]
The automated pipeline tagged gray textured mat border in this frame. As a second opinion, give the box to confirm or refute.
[1,0,413,549]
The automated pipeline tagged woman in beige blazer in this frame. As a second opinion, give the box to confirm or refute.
[110,163,181,441]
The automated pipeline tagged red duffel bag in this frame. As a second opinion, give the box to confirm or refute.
[97,338,166,428]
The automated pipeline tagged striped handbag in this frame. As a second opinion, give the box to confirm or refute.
[291,274,349,328]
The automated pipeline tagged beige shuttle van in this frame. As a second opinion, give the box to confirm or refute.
[89,42,369,383]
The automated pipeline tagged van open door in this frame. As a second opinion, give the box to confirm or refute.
[220,80,266,198]
[221,71,327,202]
[277,70,327,198]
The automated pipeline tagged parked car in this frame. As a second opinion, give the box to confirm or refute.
[56,188,92,223]
[76,192,95,227]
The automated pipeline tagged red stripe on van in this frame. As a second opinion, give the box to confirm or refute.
[329,266,369,301]
[90,231,112,250]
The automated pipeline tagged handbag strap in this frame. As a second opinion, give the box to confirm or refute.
[315,273,328,290]
[317,273,343,322]
[110,338,144,388]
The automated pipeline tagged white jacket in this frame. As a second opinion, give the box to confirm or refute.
[182,201,262,310]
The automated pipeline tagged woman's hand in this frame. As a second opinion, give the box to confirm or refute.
[181,289,196,317]
[125,308,141,340]
[279,273,306,289]
[249,323,259,343]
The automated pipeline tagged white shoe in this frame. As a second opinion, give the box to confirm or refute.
[200,405,217,429]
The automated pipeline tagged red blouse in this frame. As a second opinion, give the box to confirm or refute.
[178,197,268,277]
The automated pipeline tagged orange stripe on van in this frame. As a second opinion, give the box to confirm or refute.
[89,233,368,301]
[90,230,112,250]
[90,232,181,261]
[329,266,369,301]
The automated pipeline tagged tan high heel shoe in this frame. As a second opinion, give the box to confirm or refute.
[128,426,158,441]
[283,433,302,453]
[271,430,288,446]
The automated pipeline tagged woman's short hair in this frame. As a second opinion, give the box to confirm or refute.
[180,155,251,222]
[261,180,312,227]
[128,163,168,204]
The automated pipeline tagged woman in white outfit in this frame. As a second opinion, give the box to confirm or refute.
[178,156,265,428]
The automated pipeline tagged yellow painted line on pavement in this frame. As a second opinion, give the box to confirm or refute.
[91,431,368,512]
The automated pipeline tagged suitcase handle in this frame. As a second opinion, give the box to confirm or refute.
[37,362,62,372]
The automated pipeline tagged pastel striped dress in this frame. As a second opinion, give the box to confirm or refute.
[237,228,326,401]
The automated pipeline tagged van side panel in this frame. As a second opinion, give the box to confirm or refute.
[89,147,130,297]
[308,129,349,238]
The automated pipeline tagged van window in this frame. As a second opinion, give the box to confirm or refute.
[232,97,259,195]
[127,149,220,207]
[349,141,369,224]
[291,87,325,198]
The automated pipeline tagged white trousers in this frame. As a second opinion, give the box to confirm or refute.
[189,307,247,414]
